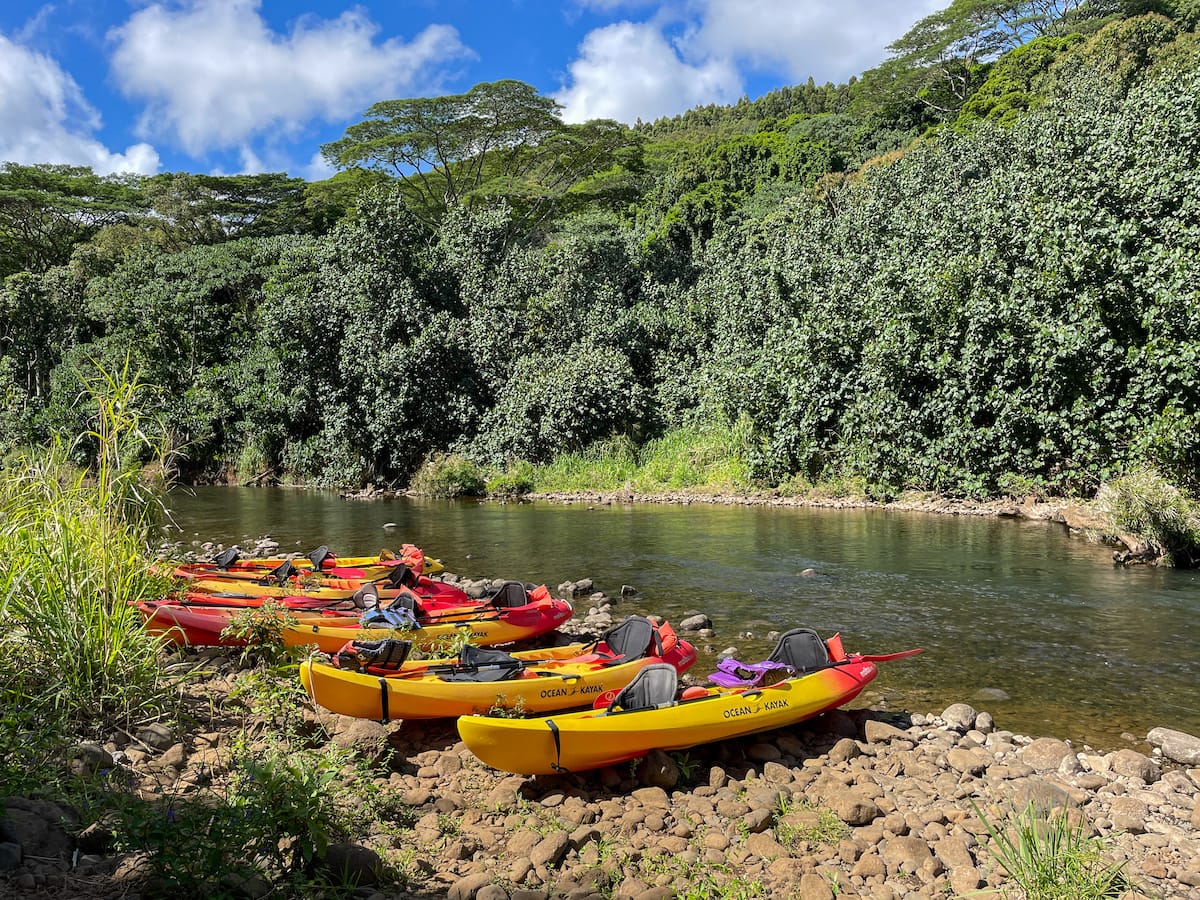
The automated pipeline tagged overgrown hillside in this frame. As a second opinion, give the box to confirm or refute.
[2,1,1199,505]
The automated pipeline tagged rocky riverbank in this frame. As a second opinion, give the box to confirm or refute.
[3,577,1199,899]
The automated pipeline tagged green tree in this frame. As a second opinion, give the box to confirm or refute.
[322,80,640,234]
[0,164,145,278]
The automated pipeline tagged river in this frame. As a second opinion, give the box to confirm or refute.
[165,486,1200,751]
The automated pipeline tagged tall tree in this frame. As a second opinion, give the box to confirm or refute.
[321,80,640,233]
[879,0,1092,118]
[0,164,144,278]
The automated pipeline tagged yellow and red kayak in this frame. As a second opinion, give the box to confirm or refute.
[300,618,696,720]
[281,587,574,653]
[170,544,442,580]
[457,629,922,775]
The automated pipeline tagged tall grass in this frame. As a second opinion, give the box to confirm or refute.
[522,422,753,494]
[0,361,174,745]
[1100,467,1200,566]
[975,801,1130,900]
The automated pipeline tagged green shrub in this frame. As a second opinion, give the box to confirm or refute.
[486,466,535,497]
[1100,468,1200,566]
[409,453,486,498]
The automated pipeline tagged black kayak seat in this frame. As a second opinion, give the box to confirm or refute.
[600,616,661,664]
[385,564,419,588]
[257,559,296,584]
[213,547,240,569]
[767,628,830,674]
[441,645,522,682]
[607,663,677,712]
[343,638,412,671]
[308,545,334,570]
[487,581,530,609]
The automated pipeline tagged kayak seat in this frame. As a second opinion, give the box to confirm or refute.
[767,628,830,675]
[351,582,381,610]
[213,547,240,569]
[257,558,296,584]
[308,545,334,570]
[341,638,412,672]
[607,663,678,712]
[598,616,663,665]
[442,645,522,682]
[385,564,419,588]
[487,581,531,609]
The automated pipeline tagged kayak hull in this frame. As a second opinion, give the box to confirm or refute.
[183,575,468,604]
[457,659,879,775]
[281,597,575,653]
[300,634,697,720]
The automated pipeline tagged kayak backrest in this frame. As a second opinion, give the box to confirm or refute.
[213,547,240,569]
[441,645,522,682]
[352,582,380,610]
[607,663,678,712]
[257,559,296,584]
[487,581,530,609]
[385,564,419,589]
[308,545,334,570]
[341,638,412,672]
[767,628,830,674]
[600,616,662,664]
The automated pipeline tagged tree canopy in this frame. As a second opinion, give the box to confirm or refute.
[321,80,642,232]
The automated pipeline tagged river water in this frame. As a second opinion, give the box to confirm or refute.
[165,486,1200,750]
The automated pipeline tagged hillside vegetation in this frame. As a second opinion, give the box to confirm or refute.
[2,1,1199,512]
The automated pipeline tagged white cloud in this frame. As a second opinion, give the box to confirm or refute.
[689,0,946,83]
[109,0,475,156]
[302,151,337,182]
[557,0,946,124]
[556,21,741,124]
[0,33,160,174]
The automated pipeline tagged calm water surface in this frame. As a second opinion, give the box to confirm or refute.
[166,487,1200,750]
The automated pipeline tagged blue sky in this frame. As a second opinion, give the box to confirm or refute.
[0,1,944,180]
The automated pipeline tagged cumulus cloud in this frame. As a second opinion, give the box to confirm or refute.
[0,33,160,174]
[689,0,946,83]
[556,21,740,124]
[109,0,474,155]
[557,0,945,124]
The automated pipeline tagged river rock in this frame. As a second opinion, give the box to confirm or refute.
[942,703,977,731]
[678,614,712,632]
[318,843,380,885]
[1108,748,1160,784]
[1018,737,1074,772]
[1109,797,1149,833]
[68,743,114,777]
[1147,727,1200,765]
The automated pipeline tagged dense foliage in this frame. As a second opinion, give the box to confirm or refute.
[3,3,1199,504]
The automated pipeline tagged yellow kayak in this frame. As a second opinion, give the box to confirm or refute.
[283,594,575,653]
[299,618,696,720]
[458,629,922,775]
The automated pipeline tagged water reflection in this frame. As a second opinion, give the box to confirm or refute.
[166,487,1200,749]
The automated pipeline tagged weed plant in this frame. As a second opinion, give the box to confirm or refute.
[974,801,1131,900]
[0,363,175,763]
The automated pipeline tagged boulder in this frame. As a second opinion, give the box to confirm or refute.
[941,703,978,731]
[1017,737,1074,772]
[1147,727,1200,766]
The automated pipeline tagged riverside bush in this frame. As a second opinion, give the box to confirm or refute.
[409,452,486,497]
[1100,468,1200,565]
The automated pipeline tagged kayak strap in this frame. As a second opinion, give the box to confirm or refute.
[378,677,390,725]
[546,719,567,772]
